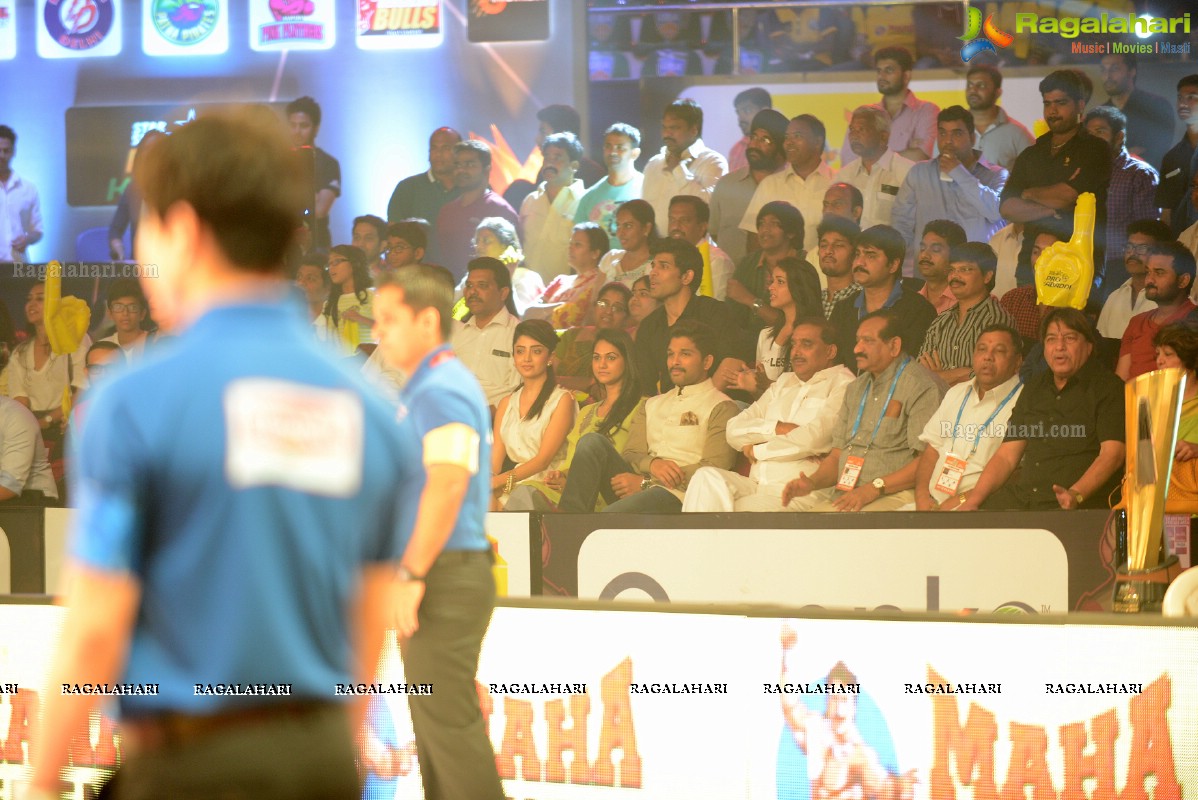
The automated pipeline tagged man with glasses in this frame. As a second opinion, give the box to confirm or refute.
[98,278,155,364]
[383,220,428,273]
[1096,219,1172,339]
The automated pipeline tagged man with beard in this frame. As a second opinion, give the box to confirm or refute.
[435,141,519,280]
[833,106,914,231]
[1100,53,1176,168]
[709,109,787,265]
[1096,219,1172,340]
[999,70,1111,289]
[1157,75,1198,233]
[575,123,644,251]
[893,106,1007,252]
[642,99,728,237]
[1116,242,1198,381]
[816,216,861,319]
[839,46,937,164]
[964,64,1034,171]
[520,132,586,281]
[740,114,834,258]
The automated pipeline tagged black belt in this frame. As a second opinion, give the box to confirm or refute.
[122,700,335,753]
[434,549,494,565]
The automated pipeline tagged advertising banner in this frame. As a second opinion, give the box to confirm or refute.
[357,0,442,50]
[142,0,229,57]
[36,0,122,59]
[0,2,15,60]
[249,0,334,52]
[0,603,1195,798]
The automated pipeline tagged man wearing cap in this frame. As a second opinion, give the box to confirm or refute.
[709,109,787,266]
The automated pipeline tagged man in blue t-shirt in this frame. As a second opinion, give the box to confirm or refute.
[30,108,419,799]
[373,264,505,800]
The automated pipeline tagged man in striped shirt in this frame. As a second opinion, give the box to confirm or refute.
[917,242,1015,386]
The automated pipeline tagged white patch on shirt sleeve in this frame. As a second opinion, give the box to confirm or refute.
[224,379,364,497]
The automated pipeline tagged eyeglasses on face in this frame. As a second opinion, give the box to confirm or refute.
[110,303,142,314]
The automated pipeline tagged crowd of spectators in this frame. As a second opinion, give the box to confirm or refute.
[4,45,1198,516]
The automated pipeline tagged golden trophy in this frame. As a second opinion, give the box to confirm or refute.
[1115,367,1188,612]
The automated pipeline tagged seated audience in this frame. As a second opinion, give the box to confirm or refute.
[917,243,1015,386]
[783,311,945,511]
[1000,228,1062,345]
[1116,242,1198,381]
[716,256,821,397]
[914,324,1024,510]
[952,309,1125,511]
[450,257,521,411]
[1096,219,1172,340]
[351,214,387,279]
[318,245,374,357]
[436,139,519,279]
[521,132,586,281]
[635,238,747,395]
[599,199,657,287]
[574,123,644,251]
[1154,325,1198,511]
[822,182,863,226]
[628,275,660,334]
[726,200,809,331]
[816,217,861,318]
[294,254,330,326]
[553,281,631,392]
[8,284,90,454]
[1082,106,1160,292]
[69,340,123,435]
[507,329,646,511]
[525,222,608,329]
[827,225,936,368]
[467,217,544,318]
[683,317,854,512]
[491,319,577,509]
[559,320,739,513]
[668,195,734,301]
[914,220,967,314]
[382,219,428,273]
[0,394,59,505]
[97,278,156,363]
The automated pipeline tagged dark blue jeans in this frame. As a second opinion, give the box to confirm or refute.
[558,433,682,514]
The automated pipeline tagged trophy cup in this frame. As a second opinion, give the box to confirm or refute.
[1115,367,1188,612]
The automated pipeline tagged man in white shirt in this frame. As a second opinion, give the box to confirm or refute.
[520,133,586,282]
[668,195,734,300]
[0,395,58,505]
[1096,219,1171,339]
[833,106,914,231]
[450,258,520,411]
[0,125,43,263]
[740,114,834,257]
[559,320,739,514]
[914,324,1023,510]
[642,99,728,236]
[683,317,854,511]
[98,279,155,364]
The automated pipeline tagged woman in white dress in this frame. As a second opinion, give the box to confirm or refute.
[491,319,577,509]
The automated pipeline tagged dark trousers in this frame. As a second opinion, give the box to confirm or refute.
[558,433,683,514]
[400,550,504,800]
[109,704,359,799]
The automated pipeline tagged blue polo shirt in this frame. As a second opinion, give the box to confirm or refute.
[70,300,420,715]
[395,344,490,553]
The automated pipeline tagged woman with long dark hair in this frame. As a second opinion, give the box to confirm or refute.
[320,244,374,356]
[507,328,646,511]
[491,319,577,509]
[735,256,822,397]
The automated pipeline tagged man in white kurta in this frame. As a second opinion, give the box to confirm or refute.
[683,319,853,511]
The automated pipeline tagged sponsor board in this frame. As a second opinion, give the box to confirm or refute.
[577,527,1068,614]
[249,0,334,52]
[0,2,15,60]
[142,0,228,57]
[0,603,1195,798]
[357,0,442,50]
[37,0,122,58]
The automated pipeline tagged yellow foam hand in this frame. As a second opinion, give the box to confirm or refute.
[43,261,93,356]
[1035,192,1095,310]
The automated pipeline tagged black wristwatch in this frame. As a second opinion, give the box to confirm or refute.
[397,565,426,583]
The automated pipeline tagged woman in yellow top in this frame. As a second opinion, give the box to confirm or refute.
[1155,325,1198,512]
[506,328,646,511]
[319,245,374,357]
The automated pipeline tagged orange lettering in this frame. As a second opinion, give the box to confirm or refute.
[421,7,438,28]
[1002,722,1054,800]
[2,689,39,763]
[370,8,390,31]
[545,694,592,784]
[594,657,641,788]
[1060,710,1117,800]
[928,667,998,800]
[1122,675,1179,800]
[496,697,541,781]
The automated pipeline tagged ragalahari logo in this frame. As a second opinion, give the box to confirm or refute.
[959,5,1013,62]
